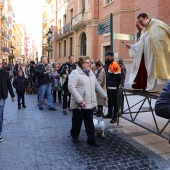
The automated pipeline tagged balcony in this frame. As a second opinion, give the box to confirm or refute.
[54,23,72,40]
[72,12,85,29]
[0,0,4,9]
[2,47,10,53]
[1,31,10,41]
[5,19,9,27]
[2,19,10,30]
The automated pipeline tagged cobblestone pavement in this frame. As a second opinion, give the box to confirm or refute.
[0,94,170,170]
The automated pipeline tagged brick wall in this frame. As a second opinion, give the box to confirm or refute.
[54,0,170,65]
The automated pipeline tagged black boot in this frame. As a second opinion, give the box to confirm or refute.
[100,106,104,117]
[18,104,21,109]
[22,104,26,108]
[96,105,102,117]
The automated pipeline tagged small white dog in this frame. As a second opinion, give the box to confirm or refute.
[93,119,106,138]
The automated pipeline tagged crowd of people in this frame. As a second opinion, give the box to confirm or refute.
[2,12,170,146]
[0,52,126,146]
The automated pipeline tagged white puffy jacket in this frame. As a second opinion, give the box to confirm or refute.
[68,66,107,109]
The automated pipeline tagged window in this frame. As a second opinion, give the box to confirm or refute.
[64,40,66,56]
[59,43,61,57]
[82,0,85,11]
[63,14,66,26]
[59,0,61,6]
[70,38,73,55]
[70,8,73,22]
[80,33,86,56]
[105,45,111,54]
[58,20,61,30]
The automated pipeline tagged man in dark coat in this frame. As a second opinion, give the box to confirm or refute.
[35,56,56,111]
[103,51,121,124]
[0,57,15,142]
[58,55,76,114]
[155,80,170,119]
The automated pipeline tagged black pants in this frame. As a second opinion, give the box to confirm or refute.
[53,90,62,102]
[62,85,71,110]
[118,88,123,109]
[107,89,118,118]
[70,109,96,143]
[17,91,25,106]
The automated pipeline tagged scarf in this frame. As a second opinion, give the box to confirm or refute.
[95,66,102,78]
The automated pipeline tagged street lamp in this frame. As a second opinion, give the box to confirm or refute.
[46,28,53,63]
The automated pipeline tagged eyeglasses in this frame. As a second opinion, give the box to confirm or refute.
[83,62,91,64]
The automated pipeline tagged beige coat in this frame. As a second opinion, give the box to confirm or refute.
[68,66,107,109]
[96,68,106,105]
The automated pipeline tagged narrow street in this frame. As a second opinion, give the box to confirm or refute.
[0,94,170,170]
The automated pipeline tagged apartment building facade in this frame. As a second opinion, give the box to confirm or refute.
[0,0,36,64]
[12,20,23,63]
[42,0,170,69]
[0,0,12,62]
[42,0,56,63]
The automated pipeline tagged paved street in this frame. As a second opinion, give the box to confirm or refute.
[0,94,170,170]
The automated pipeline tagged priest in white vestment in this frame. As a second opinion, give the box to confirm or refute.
[126,13,170,92]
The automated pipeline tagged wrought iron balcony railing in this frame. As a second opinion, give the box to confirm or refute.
[2,46,10,53]
[5,19,9,28]
[54,23,72,40]
[72,11,84,27]
[2,31,10,40]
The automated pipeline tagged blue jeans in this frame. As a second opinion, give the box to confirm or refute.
[39,83,54,108]
[0,99,5,135]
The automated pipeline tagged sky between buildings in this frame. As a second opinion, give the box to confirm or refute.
[11,0,42,58]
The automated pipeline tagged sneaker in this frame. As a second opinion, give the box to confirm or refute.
[48,107,57,111]
[103,114,112,119]
[63,109,67,115]
[0,136,3,142]
[22,105,26,108]
[110,118,117,124]
[39,107,43,110]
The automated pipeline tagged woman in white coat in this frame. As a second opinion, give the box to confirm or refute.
[68,56,107,147]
